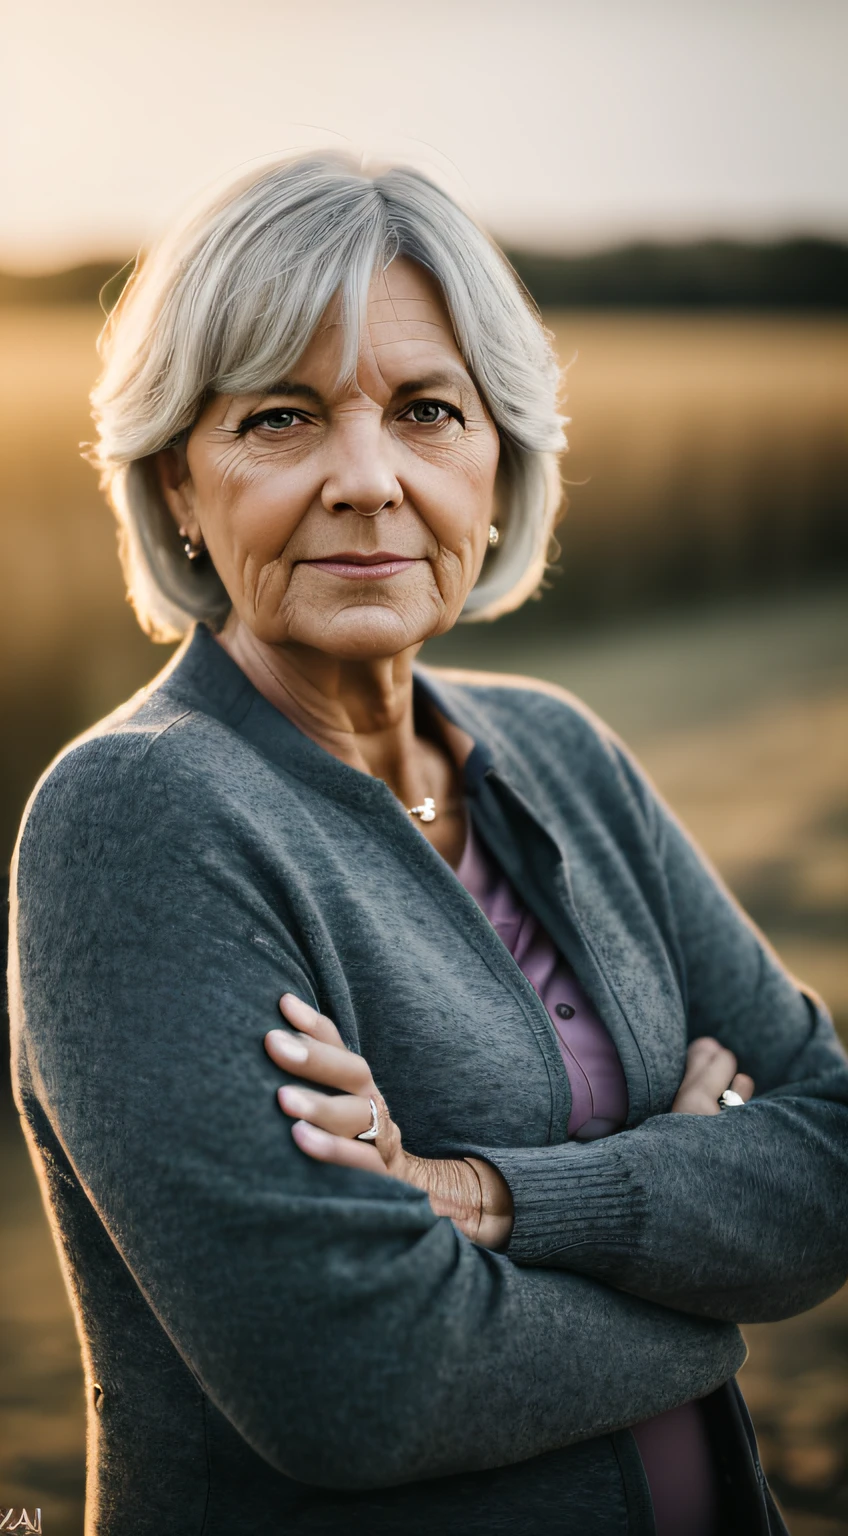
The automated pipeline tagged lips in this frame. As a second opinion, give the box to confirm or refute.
[299,552,420,581]
[305,552,412,564]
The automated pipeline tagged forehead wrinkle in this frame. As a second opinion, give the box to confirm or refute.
[368,339,467,376]
[367,320,451,346]
[367,298,446,323]
[276,260,466,408]
[351,323,392,405]
[370,266,394,306]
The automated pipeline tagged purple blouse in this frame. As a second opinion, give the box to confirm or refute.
[449,809,720,1536]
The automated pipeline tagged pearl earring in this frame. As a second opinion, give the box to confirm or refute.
[488,524,500,547]
[178,526,206,561]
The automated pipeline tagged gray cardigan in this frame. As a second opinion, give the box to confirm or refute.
[9,620,848,1535]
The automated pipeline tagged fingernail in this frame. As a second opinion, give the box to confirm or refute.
[280,994,316,1023]
[269,1032,308,1062]
[293,1121,331,1150]
[279,1086,312,1114]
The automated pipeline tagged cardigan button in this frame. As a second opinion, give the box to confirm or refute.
[93,1383,105,1413]
[555,1003,576,1020]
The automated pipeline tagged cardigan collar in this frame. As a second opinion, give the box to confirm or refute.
[162,621,500,807]
[156,624,649,1127]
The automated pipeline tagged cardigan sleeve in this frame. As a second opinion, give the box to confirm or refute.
[9,731,747,1491]
[467,732,848,1325]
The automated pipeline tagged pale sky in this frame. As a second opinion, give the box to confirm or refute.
[2,0,846,271]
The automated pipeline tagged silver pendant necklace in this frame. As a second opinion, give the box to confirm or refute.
[407,797,437,822]
[407,796,466,823]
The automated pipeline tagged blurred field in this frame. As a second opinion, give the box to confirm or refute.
[1,303,847,1533]
[542,309,848,612]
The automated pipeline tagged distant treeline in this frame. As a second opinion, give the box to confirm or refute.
[509,237,848,310]
[1,237,847,310]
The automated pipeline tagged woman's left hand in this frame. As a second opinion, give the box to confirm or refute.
[264,993,514,1250]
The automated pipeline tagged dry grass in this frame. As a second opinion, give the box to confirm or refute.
[544,311,848,609]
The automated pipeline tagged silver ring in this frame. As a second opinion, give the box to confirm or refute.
[718,1089,746,1110]
[355,1098,379,1142]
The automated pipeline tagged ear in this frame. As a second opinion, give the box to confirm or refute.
[153,441,198,540]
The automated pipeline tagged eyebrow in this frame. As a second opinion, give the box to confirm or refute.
[393,370,470,397]
[257,381,325,405]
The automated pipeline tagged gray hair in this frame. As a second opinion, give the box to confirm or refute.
[89,152,568,642]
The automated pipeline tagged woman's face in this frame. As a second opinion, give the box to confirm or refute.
[158,256,501,659]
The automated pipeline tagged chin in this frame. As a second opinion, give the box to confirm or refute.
[293,606,427,658]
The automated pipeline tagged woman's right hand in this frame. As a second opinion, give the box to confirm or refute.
[671,1036,755,1115]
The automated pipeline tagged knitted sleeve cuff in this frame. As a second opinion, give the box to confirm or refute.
[466,1138,649,1265]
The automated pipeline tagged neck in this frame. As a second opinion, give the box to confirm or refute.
[213,616,475,806]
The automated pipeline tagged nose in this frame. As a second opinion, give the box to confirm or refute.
[320,416,403,518]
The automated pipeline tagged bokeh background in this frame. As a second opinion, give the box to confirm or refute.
[2,3,846,1532]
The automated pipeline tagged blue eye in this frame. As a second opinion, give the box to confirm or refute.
[237,408,305,434]
[403,399,465,428]
[262,410,298,429]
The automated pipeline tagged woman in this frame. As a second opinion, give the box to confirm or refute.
[8,153,848,1536]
